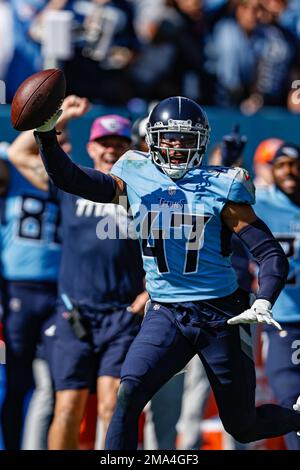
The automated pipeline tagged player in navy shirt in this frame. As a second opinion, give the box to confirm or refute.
[35,96,300,449]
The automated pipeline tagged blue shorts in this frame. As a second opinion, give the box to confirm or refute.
[52,304,142,391]
[264,322,300,449]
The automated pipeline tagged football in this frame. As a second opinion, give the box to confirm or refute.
[11,68,66,131]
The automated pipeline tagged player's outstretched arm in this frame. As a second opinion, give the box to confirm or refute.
[8,96,95,192]
[222,202,289,330]
[34,112,125,203]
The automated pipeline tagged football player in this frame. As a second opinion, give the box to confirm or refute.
[254,142,300,449]
[7,100,146,449]
[0,126,61,451]
[131,114,185,450]
[34,96,300,449]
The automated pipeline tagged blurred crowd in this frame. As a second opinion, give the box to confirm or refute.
[1,0,300,113]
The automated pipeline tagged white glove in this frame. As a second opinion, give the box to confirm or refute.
[35,109,62,132]
[227,299,282,331]
[293,396,300,436]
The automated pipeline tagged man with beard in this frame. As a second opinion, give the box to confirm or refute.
[254,142,300,450]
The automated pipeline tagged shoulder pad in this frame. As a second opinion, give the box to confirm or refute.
[227,167,255,204]
[118,150,149,166]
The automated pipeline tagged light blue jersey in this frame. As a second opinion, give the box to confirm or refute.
[111,151,255,302]
[0,161,61,281]
[255,185,300,323]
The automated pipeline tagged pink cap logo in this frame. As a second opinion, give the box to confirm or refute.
[101,117,123,133]
[89,114,131,142]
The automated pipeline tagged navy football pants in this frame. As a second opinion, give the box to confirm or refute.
[105,292,300,449]
[265,323,300,450]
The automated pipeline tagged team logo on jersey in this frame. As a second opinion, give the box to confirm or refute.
[153,304,160,311]
[159,198,185,208]
[168,186,177,196]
